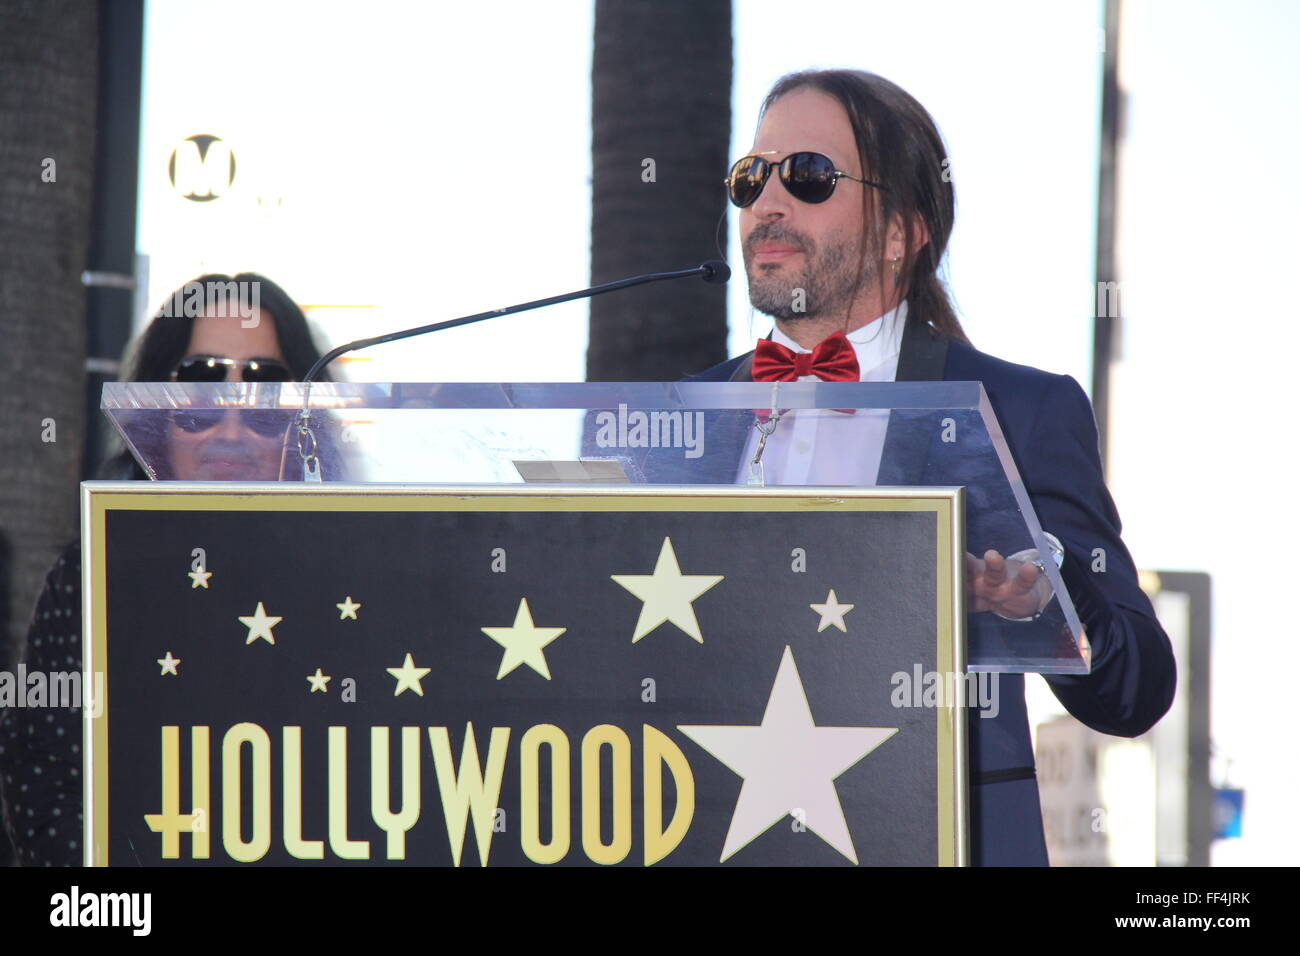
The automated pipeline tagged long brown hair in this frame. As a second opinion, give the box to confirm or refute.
[761,69,970,344]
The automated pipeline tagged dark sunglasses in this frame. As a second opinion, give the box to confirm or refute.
[724,151,888,208]
[171,355,293,383]
[169,408,289,438]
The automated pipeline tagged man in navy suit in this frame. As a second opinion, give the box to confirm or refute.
[672,69,1175,865]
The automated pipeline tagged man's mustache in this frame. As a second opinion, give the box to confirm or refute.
[746,224,811,255]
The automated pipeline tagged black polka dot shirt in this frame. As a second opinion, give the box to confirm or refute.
[0,541,84,866]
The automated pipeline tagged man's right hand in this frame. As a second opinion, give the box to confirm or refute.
[966,549,1052,620]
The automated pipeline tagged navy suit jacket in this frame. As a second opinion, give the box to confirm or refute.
[666,316,1176,866]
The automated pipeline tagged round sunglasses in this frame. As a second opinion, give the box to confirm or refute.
[724,151,888,208]
[169,408,289,438]
[170,355,293,384]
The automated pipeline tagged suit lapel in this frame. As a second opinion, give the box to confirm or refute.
[697,349,754,483]
[894,313,950,383]
[727,353,755,383]
[878,314,950,485]
[639,354,752,483]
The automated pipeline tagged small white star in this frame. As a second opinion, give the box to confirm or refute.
[157,652,180,676]
[239,602,282,645]
[387,653,431,697]
[336,596,361,620]
[188,569,212,589]
[306,668,331,693]
[810,589,855,633]
[611,537,724,643]
[481,598,567,680]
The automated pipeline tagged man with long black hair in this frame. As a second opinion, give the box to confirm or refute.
[688,70,1175,865]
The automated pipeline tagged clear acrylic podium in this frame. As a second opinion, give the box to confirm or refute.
[100,380,1090,674]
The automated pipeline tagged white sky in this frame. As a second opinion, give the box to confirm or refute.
[1103,0,1300,866]
[136,0,1298,864]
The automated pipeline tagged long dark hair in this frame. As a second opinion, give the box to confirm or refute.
[121,272,329,385]
[101,273,330,479]
[761,69,970,344]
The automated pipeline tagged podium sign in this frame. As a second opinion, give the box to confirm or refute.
[83,482,966,866]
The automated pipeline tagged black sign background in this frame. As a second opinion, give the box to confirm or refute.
[92,492,958,866]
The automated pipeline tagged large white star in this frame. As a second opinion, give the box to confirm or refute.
[611,537,723,643]
[678,646,897,864]
[238,602,282,645]
[336,596,361,620]
[810,589,855,633]
[481,597,567,680]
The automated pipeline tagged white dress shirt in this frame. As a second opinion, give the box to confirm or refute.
[733,304,1063,618]
[736,300,907,486]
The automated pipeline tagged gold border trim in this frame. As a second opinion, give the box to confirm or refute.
[82,481,967,866]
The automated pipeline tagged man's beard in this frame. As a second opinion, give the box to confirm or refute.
[743,223,874,322]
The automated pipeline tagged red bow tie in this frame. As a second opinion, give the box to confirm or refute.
[752,332,860,383]
[750,332,860,420]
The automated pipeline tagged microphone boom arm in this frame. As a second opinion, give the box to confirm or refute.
[285,260,729,481]
[300,261,728,387]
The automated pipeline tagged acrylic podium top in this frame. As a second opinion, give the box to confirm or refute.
[100,380,1090,673]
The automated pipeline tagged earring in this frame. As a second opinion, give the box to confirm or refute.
[891,254,902,287]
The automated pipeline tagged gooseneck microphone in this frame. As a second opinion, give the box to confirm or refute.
[300,260,730,387]
[286,261,731,479]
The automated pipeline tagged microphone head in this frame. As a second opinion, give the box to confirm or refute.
[700,260,731,284]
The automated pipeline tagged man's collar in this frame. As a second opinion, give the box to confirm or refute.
[766,301,907,377]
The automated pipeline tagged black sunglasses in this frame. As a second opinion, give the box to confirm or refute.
[724,151,888,208]
[169,408,289,438]
[171,355,293,383]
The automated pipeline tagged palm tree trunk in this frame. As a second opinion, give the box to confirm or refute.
[0,0,97,671]
[588,0,732,381]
